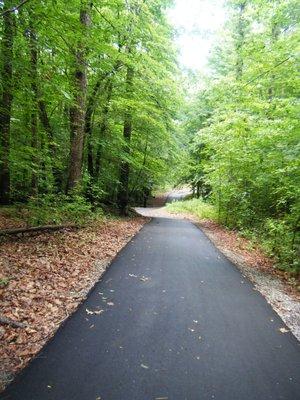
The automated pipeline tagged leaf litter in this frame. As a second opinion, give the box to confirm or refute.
[0,216,147,392]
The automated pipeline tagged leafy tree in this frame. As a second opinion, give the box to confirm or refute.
[179,0,300,271]
[0,0,181,212]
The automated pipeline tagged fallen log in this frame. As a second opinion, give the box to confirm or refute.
[0,224,79,236]
[0,315,27,329]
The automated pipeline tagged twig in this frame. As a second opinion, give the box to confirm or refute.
[0,224,79,236]
[243,56,292,88]
[1,0,32,16]
[0,315,27,328]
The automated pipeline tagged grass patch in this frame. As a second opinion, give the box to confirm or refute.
[166,198,218,221]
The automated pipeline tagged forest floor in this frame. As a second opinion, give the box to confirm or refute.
[0,212,147,392]
[3,208,299,399]
[1,193,299,392]
[136,193,300,341]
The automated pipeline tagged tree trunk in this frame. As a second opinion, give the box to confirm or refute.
[67,2,90,192]
[117,65,134,215]
[85,63,121,179]
[268,23,279,101]
[29,19,39,195]
[0,0,14,204]
[235,1,246,80]
[85,80,101,177]
[38,99,53,144]
[196,182,200,198]
[94,80,113,177]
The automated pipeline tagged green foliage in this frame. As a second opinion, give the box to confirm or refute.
[2,195,103,226]
[0,0,181,209]
[166,198,218,221]
[178,0,300,272]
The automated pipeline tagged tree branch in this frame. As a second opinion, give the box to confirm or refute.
[0,224,79,236]
[1,0,32,16]
[0,315,27,328]
[243,56,292,88]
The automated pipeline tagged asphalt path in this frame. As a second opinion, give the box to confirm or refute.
[165,190,191,204]
[2,217,300,400]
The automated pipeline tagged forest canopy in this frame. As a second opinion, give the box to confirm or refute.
[176,0,300,271]
[0,0,299,271]
[0,0,180,214]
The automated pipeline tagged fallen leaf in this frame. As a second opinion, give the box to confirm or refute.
[140,276,149,282]
[94,310,104,315]
[0,216,148,391]
[279,327,289,333]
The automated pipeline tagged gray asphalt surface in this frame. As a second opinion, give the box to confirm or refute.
[2,217,300,400]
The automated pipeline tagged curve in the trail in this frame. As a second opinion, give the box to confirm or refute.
[2,218,300,400]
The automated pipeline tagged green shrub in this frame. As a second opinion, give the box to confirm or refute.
[166,198,218,221]
[2,194,104,226]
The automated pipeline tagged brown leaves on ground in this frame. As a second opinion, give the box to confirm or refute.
[0,216,146,391]
[0,214,27,231]
[199,220,273,270]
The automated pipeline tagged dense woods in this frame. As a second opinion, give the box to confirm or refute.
[0,0,299,271]
[177,0,300,272]
[0,1,299,392]
[0,0,179,214]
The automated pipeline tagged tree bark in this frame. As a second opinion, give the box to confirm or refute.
[38,99,53,144]
[94,79,113,177]
[85,80,102,177]
[0,0,15,204]
[85,62,121,178]
[235,1,246,80]
[117,65,134,215]
[67,1,90,192]
[28,18,39,195]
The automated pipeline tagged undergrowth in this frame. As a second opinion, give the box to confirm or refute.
[166,198,218,221]
[0,194,105,227]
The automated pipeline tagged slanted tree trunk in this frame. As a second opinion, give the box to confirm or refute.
[117,65,134,215]
[0,0,15,204]
[67,1,90,192]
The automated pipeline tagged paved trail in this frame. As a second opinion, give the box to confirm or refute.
[2,217,300,400]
